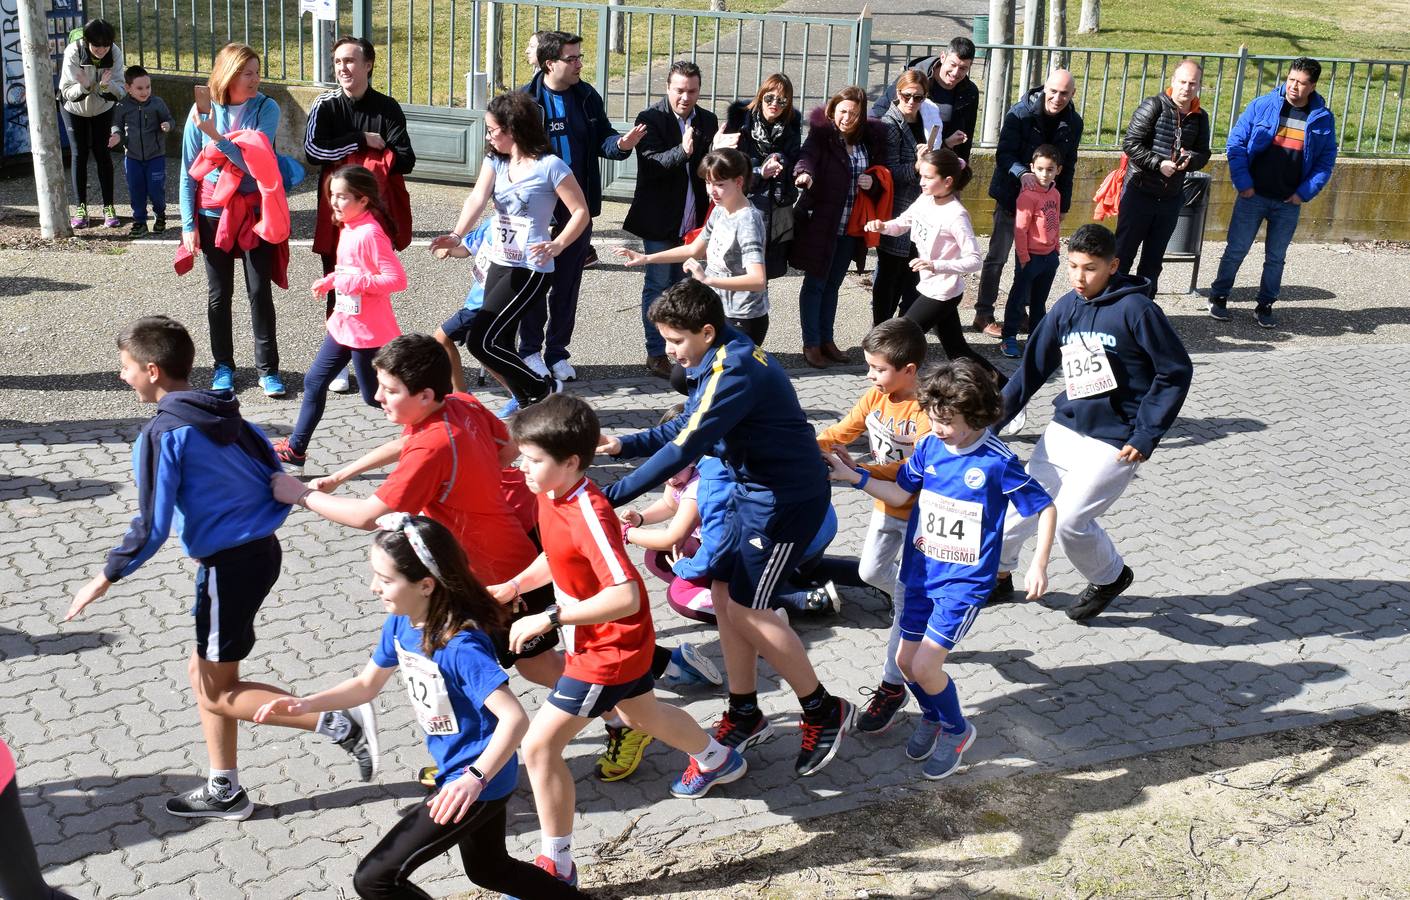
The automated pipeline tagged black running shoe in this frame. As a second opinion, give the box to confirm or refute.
[795,698,855,776]
[337,702,380,781]
[711,709,776,751]
[856,683,907,734]
[165,779,253,820]
[1067,565,1134,621]
[987,572,1016,604]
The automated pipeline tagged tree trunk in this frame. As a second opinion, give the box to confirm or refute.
[1078,0,1099,34]
[1049,0,1068,68]
[17,0,72,239]
[982,0,1017,144]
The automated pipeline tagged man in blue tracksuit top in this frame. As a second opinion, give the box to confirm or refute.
[67,316,375,821]
[1208,56,1337,329]
[517,30,647,381]
[599,280,856,778]
[994,224,1193,622]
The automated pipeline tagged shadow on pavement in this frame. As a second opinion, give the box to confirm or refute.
[0,476,124,501]
[0,625,119,659]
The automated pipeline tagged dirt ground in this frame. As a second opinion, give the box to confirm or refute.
[456,711,1410,899]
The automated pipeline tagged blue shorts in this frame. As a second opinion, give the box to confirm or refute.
[711,487,830,610]
[546,671,655,718]
[192,535,281,663]
[898,588,983,650]
[439,306,479,345]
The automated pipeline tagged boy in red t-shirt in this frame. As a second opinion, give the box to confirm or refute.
[1000,144,1064,359]
[497,394,745,886]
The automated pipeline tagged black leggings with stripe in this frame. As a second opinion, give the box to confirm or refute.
[467,263,555,403]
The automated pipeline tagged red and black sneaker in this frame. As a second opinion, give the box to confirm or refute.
[272,437,307,467]
[711,709,776,752]
[856,682,907,734]
[534,855,578,887]
[795,697,856,776]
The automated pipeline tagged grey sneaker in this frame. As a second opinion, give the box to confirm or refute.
[1207,296,1231,321]
[338,702,380,781]
[1255,305,1278,329]
[165,778,253,820]
[923,721,977,780]
[905,716,944,760]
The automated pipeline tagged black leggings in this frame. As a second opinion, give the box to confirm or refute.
[352,793,585,899]
[729,313,769,345]
[905,292,1007,386]
[871,249,920,325]
[0,779,78,900]
[467,264,555,404]
[62,107,115,208]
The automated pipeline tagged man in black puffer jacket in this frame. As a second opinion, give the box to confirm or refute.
[1115,59,1211,297]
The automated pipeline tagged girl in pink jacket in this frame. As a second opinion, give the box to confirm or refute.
[275,165,407,465]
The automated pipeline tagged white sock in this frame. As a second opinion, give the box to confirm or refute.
[208,768,240,797]
[542,833,573,873]
[316,710,352,743]
[690,737,731,772]
[601,712,625,729]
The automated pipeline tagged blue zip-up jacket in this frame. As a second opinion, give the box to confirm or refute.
[997,274,1193,459]
[603,328,829,507]
[179,92,281,232]
[103,391,290,581]
[1226,85,1338,202]
[520,73,631,218]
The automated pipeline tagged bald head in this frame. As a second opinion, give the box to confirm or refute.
[1043,69,1076,116]
[1170,59,1203,110]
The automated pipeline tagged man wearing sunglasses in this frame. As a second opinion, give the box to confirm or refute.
[870,36,979,162]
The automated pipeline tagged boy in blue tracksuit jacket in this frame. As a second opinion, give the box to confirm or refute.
[68,316,376,822]
[600,280,856,779]
[1208,57,1338,325]
[994,224,1192,622]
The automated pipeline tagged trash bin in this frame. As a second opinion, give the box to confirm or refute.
[1163,170,1212,293]
[972,15,989,59]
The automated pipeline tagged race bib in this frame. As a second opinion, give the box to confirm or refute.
[915,490,983,565]
[394,641,460,736]
[865,412,915,465]
[552,587,578,656]
[1061,340,1117,399]
[472,241,492,284]
[493,212,532,265]
[333,265,361,315]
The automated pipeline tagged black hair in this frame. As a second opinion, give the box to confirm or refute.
[536,31,582,70]
[698,147,752,192]
[332,35,376,66]
[1290,56,1322,84]
[485,91,552,161]
[329,163,399,244]
[918,146,973,192]
[862,317,927,369]
[648,279,727,337]
[947,37,976,62]
[919,359,1003,430]
[1032,143,1061,165]
[83,18,116,47]
[124,65,149,84]
[373,516,508,655]
[669,60,702,85]
[509,394,599,473]
[1068,223,1118,260]
[373,334,452,400]
[117,316,195,380]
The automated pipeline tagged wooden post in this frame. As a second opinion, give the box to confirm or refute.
[17,0,72,239]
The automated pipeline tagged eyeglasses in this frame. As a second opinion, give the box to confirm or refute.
[557,54,583,63]
[485,124,505,137]
[897,91,925,103]
[762,93,788,105]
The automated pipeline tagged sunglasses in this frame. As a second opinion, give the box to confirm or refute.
[762,93,789,105]
[897,91,925,102]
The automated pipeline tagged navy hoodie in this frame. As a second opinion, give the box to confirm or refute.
[999,274,1193,458]
[103,391,290,581]
[604,327,829,507]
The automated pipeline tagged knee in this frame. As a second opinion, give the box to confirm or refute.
[521,732,555,772]
[352,856,394,899]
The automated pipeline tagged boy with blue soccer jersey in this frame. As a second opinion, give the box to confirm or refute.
[827,358,1056,778]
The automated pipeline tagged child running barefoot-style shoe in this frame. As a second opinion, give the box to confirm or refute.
[795,697,855,776]
[272,437,307,467]
[211,363,235,392]
[712,709,776,752]
[533,856,578,887]
[906,716,944,760]
[166,777,254,820]
[856,682,908,734]
[669,748,747,798]
[923,721,977,780]
[330,702,380,781]
[660,643,722,688]
[595,725,654,782]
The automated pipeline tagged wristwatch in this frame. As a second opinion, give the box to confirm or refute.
[545,604,561,627]
[466,764,486,784]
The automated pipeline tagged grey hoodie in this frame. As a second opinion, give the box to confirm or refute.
[59,41,126,117]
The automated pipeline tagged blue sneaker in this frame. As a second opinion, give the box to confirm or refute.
[211,364,235,392]
[1000,336,1022,358]
[260,373,287,398]
[670,747,747,798]
[905,716,943,760]
[496,396,520,420]
[662,643,722,688]
[923,721,977,780]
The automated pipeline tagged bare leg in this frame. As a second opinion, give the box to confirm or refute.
[614,691,709,756]
[521,705,591,837]
[910,639,952,695]
[514,650,564,689]
[434,327,467,394]
[711,581,760,694]
[189,652,317,770]
[727,604,821,698]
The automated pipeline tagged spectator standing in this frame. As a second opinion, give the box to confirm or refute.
[59,18,125,229]
[869,37,979,162]
[873,70,940,324]
[108,65,174,238]
[717,73,803,278]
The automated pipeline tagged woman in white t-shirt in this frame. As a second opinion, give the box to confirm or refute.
[431,92,590,408]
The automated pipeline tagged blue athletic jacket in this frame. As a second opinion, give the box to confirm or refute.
[604,328,829,507]
[103,391,290,581]
[997,274,1193,459]
[1226,85,1338,202]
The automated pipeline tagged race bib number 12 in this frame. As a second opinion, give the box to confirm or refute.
[394,642,460,736]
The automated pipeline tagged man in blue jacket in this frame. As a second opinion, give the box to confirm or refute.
[517,31,647,382]
[1208,57,1337,329]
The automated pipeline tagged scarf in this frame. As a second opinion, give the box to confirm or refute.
[750,109,788,156]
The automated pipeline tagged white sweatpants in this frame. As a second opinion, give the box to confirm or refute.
[857,508,910,685]
[1000,421,1140,586]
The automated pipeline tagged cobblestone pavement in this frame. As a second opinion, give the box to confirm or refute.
[3,336,1408,899]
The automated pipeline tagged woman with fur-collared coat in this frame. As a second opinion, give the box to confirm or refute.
[789,86,887,368]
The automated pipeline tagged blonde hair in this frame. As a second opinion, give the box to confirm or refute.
[208,43,261,106]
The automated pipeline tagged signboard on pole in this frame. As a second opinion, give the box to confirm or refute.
[2,0,83,158]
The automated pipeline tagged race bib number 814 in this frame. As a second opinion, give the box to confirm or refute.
[915,490,983,564]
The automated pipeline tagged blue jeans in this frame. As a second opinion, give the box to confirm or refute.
[290,333,381,454]
[640,238,684,357]
[798,233,856,347]
[1002,250,1060,338]
[123,156,167,224]
[1211,193,1303,306]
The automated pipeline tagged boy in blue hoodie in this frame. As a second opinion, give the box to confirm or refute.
[993,224,1192,621]
[67,316,376,821]
[598,280,855,778]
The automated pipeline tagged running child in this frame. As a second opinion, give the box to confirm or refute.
[67,316,375,821]
[826,358,1056,778]
[254,515,586,899]
[499,394,747,886]
[991,223,1193,619]
[275,164,408,466]
[432,219,493,395]
[617,147,771,344]
[1000,144,1063,359]
[814,317,932,733]
[599,280,855,777]
[864,148,1005,386]
[107,65,173,237]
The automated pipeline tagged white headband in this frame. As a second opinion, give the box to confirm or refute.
[375,513,444,582]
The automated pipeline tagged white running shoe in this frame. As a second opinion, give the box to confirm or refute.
[329,366,353,393]
[522,352,550,377]
[1000,408,1027,437]
[550,359,577,381]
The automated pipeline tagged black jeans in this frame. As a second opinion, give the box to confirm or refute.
[61,107,115,208]
[353,793,585,899]
[905,292,1006,386]
[1114,184,1184,297]
[0,778,78,900]
[198,213,280,375]
[871,248,920,325]
[468,264,554,403]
